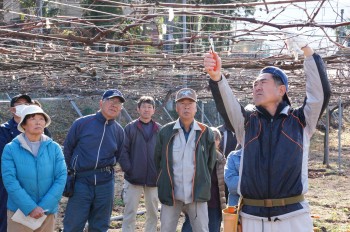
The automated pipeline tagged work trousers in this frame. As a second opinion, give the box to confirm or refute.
[182,206,222,232]
[63,178,115,232]
[121,180,158,232]
[241,211,313,232]
[160,200,208,232]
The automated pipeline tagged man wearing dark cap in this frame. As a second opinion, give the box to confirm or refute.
[63,89,125,232]
[155,88,216,232]
[204,43,331,231]
[0,94,31,232]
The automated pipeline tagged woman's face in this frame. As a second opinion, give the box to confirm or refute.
[22,114,46,136]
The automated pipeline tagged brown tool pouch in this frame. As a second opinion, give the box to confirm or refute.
[222,197,243,232]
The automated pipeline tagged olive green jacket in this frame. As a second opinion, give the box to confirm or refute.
[154,120,216,206]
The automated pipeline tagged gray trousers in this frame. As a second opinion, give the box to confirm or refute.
[160,200,209,232]
[121,180,158,232]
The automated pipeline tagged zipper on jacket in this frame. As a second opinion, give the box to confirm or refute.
[268,118,273,221]
[94,120,107,185]
[36,156,40,202]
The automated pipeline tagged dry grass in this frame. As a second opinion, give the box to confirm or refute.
[307,125,350,232]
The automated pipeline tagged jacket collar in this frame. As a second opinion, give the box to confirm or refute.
[255,101,290,119]
[96,111,116,125]
[17,133,51,155]
[173,118,201,131]
[2,118,17,129]
[136,118,160,133]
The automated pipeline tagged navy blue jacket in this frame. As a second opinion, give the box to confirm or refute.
[119,119,161,187]
[63,111,124,185]
[0,119,21,158]
[210,54,331,218]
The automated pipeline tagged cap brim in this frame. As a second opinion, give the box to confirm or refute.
[175,97,197,102]
[107,95,125,103]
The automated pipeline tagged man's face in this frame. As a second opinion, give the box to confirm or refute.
[99,97,123,120]
[137,102,155,122]
[176,99,197,121]
[10,98,31,116]
[253,73,285,107]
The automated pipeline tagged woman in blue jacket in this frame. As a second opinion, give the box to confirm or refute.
[1,105,67,232]
[224,149,242,206]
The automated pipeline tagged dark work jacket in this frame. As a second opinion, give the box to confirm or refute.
[63,111,124,185]
[119,119,161,187]
[210,53,331,218]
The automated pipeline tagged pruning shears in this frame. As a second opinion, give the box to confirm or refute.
[209,34,215,53]
[208,34,217,71]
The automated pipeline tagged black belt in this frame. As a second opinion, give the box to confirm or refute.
[76,166,113,178]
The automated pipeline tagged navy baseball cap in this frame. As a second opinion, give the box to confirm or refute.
[260,66,291,105]
[10,94,32,107]
[102,89,125,103]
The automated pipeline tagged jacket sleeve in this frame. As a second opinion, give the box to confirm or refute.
[209,77,246,145]
[63,120,79,169]
[1,145,38,215]
[224,153,240,196]
[303,53,331,136]
[0,127,9,157]
[0,127,10,176]
[115,125,125,162]
[154,129,163,173]
[207,129,217,175]
[38,144,67,213]
[118,124,132,173]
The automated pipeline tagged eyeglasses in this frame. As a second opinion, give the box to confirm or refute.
[104,98,123,107]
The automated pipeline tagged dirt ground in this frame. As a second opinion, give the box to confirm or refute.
[54,128,350,232]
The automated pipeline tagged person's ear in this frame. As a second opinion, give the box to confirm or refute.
[279,85,287,97]
[9,107,16,114]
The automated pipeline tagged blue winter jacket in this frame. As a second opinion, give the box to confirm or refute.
[0,118,51,177]
[224,149,241,206]
[119,119,161,187]
[210,53,331,218]
[1,134,67,216]
[63,111,124,185]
